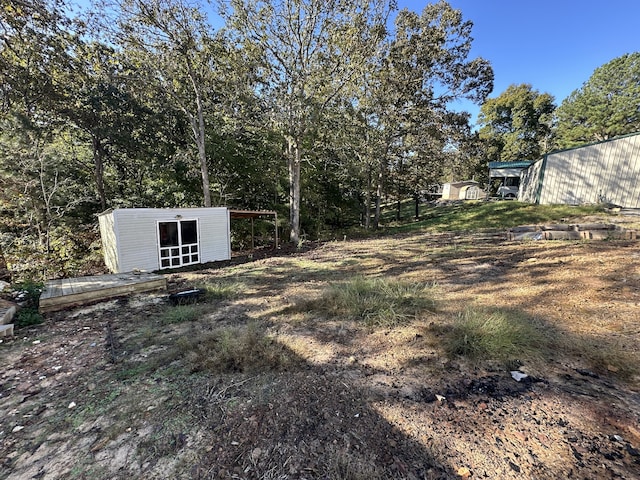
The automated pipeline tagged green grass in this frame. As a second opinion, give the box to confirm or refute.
[159,304,204,325]
[178,323,299,374]
[383,201,604,235]
[312,276,437,327]
[441,308,549,362]
[199,279,245,300]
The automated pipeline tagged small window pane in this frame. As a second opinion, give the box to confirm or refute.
[181,220,198,245]
[182,255,190,263]
[161,259,170,267]
[159,222,179,247]
[182,246,189,254]
[171,248,179,256]
[191,254,199,262]
[191,245,198,253]
[171,258,180,266]
[160,250,169,258]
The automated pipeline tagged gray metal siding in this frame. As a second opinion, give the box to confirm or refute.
[110,208,231,273]
[529,133,640,208]
[518,160,543,203]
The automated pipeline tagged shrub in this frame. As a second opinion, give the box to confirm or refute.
[13,279,44,328]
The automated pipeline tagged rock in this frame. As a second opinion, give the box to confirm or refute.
[456,466,472,478]
[508,461,521,473]
[626,444,640,457]
[510,371,528,382]
[12,426,24,433]
[251,447,262,461]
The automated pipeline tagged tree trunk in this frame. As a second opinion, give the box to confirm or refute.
[185,57,211,208]
[196,131,211,207]
[288,138,302,244]
[374,164,383,229]
[414,193,420,220]
[92,136,107,211]
[193,96,211,208]
[365,163,372,229]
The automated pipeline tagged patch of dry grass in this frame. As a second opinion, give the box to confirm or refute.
[436,308,549,363]
[177,323,300,374]
[303,276,437,327]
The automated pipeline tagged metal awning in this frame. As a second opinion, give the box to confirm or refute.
[228,209,279,249]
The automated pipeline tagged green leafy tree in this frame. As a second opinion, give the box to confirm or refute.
[478,83,555,162]
[0,0,97,278]
[114,0,228,207]
[359,1,493,227]
[223,0,391,243]
[555,52,640,148]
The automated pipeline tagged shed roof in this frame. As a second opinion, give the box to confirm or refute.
[444,180,478,187]
[488,161,534,169]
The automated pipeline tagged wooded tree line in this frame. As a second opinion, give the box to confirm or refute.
[0,0,638,280]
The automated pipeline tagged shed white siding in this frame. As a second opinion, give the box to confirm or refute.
[98,211,119,273]
[441,181,479,200]
[99,208,231,273]
[525,133,640,207]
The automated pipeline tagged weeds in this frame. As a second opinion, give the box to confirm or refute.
[137,415,191,461]
[312,276,436,327]
[442,308,548,361]
[178,323,299,374]
[563,337,637,380]
[12,279,44,328]
[199,279,244,301]
[159,304,204,325]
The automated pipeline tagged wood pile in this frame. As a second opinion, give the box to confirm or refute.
[508,223,637,241]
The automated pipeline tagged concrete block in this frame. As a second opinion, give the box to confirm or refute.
[0,324,14,337]
[0,306,16,325]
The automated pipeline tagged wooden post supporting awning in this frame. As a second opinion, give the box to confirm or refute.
[228,209,279,249]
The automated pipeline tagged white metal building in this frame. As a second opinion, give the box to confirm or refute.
[519,132,640,208]
[98,207,231,273]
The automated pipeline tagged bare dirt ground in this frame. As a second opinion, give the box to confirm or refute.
[1,214,640,479]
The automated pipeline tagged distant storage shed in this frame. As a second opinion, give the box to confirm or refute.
[520,132,640,208]
[98,208,231,273]
[441,181,483,200]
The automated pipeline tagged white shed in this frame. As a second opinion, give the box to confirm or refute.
[98,207,231,273]
[441,181,482,200]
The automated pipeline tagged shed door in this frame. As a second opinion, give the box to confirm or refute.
[158,220,199,269]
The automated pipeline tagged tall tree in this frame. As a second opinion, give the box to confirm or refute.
[114,0,224,207]
[555,52,640,148]
[0,0,74,117]
[360,1,493,227]
[222,0,391,243]
[477,83,555,162]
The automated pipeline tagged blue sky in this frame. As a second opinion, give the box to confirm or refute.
[397,0,640,125]
[74,0,639,126]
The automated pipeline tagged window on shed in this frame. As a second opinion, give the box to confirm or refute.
[158,219,199,269]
